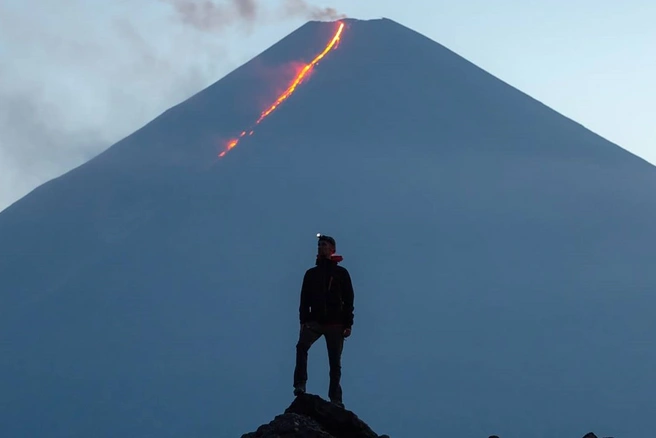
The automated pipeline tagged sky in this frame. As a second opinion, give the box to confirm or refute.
[0,0,654,212]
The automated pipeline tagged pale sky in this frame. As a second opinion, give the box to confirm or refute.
[0,0,654,212]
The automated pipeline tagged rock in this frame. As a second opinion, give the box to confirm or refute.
[240,393,389,438]
[241,412,333,438]
[241,394,602,438]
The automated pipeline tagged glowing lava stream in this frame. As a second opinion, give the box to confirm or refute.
[219,21,345,158]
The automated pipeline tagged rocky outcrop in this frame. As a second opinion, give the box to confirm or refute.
[241,394,606,438]
[240,393,389,438]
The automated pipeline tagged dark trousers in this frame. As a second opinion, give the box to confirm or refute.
[293,321,345,402]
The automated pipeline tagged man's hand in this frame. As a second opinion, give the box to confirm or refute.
[343,327,351,338]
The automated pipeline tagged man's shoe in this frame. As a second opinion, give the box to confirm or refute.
[330,399,344,408]
[293,385,306,396]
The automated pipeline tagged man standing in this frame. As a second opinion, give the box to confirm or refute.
[293,234,354,408]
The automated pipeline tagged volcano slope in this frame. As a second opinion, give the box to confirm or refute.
[1,17,654,438]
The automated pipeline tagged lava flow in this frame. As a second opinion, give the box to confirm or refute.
[218,21,345,158]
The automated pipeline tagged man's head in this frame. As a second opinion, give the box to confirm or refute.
[317,234,336,259]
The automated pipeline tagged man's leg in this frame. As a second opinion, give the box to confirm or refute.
[324,325,345,405]
[293,323,322,395]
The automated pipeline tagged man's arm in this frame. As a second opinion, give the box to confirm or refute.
[341,269,354,328]
[299,271,310,324]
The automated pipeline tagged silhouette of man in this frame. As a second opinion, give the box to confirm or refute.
[293,234,354,408]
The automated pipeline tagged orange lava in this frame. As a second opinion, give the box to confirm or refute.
[219,21,345,158]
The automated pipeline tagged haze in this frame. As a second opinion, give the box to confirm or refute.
[0,0,654,212]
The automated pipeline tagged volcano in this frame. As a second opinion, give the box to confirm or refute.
[1,17,655,438]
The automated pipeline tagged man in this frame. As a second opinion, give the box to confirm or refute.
[293,234,355,408]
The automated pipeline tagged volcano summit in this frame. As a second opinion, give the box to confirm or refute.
[1,17,654,438]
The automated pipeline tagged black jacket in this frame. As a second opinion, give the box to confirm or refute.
[299,256,354,327]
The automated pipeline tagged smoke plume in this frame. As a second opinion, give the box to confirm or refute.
[283,0,346,21]
[160,0,258,32]
[161,0,346,32]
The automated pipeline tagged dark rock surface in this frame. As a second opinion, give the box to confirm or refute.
[241,393,389,438]
[241,396,605,438]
